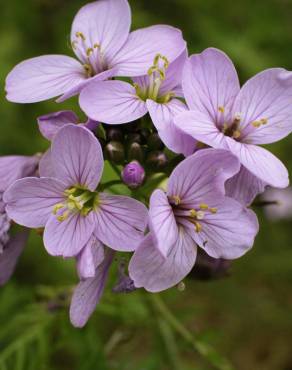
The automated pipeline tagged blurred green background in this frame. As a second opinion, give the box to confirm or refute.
[1,0,292,369]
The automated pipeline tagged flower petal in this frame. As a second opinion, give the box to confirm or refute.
[51,125,104,191]
[190,197,259,259]
[37,111,78,141]
[147,99,195,156]
[149,189,178,258]
[44,211,95,258]
[94,193,148,252]
[167,148,240,206]
[182,48,240,124]
[77,237,104,280]
[79,80,147,124]
[129,230,197,293]
[111,25,186,76]
[174,110,227,149]
[225,166,266,206]
[70,248,115,328]
[4,177,65,228]
[39,149,55,178]
[0,230,29,286]
[227,141,289,188]
[5,55,86,103]
[232,69,292,144]
[70,0,131,65]
[0,155,39,192]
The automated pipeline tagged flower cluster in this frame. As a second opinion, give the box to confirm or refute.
[2,0,292,327]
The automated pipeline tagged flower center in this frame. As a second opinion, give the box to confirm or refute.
[221,112,242,139]
[72,31,106,76]
[134,54,175,104]
[169,197,217,233]
[53,186,99,222]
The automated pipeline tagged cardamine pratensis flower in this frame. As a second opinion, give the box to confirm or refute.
[5,0,186,103]
[4,125,148,258]
[129,149,259,292]
[174,48,292,204]
[79,51,194,156]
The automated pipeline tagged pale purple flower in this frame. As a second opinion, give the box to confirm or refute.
[6,0,186,104]
[122,161,145,189]
[262,187,292,221]
[174,48,292,200]
[4,125,148,258]
[70,241,114,328]
[79,51,195,156]
[129,149,259,292]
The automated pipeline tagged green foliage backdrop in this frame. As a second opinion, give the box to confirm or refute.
[1,0,292,369]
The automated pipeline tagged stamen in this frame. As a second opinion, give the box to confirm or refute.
[86,48,93,56]
[200,203,209,210]
[53,203,64,215]
[75,31,86,41]
[171,195,181,206]
[57,210,70,222]
[189,209,197,218]
[232,130,241,139]
[194,221,202,233]
[251,118,268,128]
[196,211,205,220]
[218,106,225,113]
[83,64,93,78]
[209,208,218,214]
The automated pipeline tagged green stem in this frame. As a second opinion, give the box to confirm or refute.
[150,294,235,370]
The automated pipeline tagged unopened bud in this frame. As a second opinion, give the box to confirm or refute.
[147,133,164,150]
[122,161,145,189]
[107,127,123,142]
[127,133,144,145]
[105,141,125,165]
[127,142,145,163]
[146,151,168,170]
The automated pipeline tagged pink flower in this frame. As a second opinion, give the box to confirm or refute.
[5,0,186,104]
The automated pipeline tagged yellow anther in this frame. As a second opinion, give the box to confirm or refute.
[171,195,181,206]
[218,106,225,113]
[57,210,70,222]
[200,203,209,210]
[53,204,64,215]
[209,207,218,214]
[222,123,229,133]
[94,43,100,49]
[83,64,93,78]
[71,41,77,50]
[75,31,85,40]
[81,207,91,216]
[189,209,197,218]
[232,130,241,139]
[86,47,93,56]
[260,118,268,125]
[251,121,262,128]
[196,210,205,220]
[194,221,202,233]
[64,188,76,195]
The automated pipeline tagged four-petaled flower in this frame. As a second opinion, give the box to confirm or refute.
[4,125,148,258]
[5,0,186,104]
[129,149,259,292]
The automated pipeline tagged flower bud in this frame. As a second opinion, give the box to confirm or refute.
[122,161,145,189]
[146,151,168,170]
[127,142,145,163]
[127,133,144,145]
[107,127,124,142]
[104,141,125,165]
[147,133,164,150]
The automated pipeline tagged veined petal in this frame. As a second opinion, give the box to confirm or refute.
[129,231,197,293]
[174,110,228,149]
[0,155,39,192]
[111,25,186,76]
[182,48,240,124]
[190,197,259,259]
[51,125,104,191]
[57,68,117,103]
[77,237,104,280]
[0,230,29,286]
[39,149,54,178]
[149,189,178,258]
[147,99,195,156]
[71,0,131,64]
[37,111,78,141]
[79,80,147,124]
[227,141,289,188]
[233,69,292,144]
[44,211,95,258]
[225,166,267,206]
[167,148,240,206]
[4,177,65,228]
[70,248,115,328]
[5,55,86,103]
[94,193,148,252]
